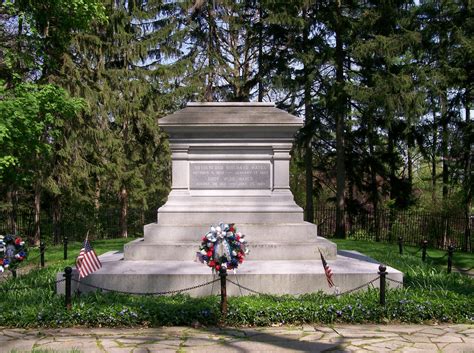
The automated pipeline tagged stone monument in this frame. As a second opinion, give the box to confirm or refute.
[58,102,402,296]
[124,102,336,263]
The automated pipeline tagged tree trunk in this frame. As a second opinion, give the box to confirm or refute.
[407,144,413,186]
[52,195,61,244]
[334,0,346,238]
[119,186,128,238]
[6,188,18,235]
[463,94,472,251]
[257,4,264,102]
[34,184,41,245]
[303,7,314,223]
[440,91,449,247]
[431,98,438,205]
[205,2,215,102]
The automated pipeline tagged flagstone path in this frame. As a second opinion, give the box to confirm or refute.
[1,324,473,352]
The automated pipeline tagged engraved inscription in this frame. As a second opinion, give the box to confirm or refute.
[190,163,271,189]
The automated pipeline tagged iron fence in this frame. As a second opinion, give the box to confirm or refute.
[0,207,156,243]
[1,206,471,251]
[315,207,472,251]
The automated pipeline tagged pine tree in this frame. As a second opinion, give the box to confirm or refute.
[61,0,178,237]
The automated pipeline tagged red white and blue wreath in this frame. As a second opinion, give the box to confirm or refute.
[196,223,249,272]
[0,234,28,273]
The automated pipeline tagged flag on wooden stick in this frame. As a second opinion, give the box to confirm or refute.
[76,234,101,278]
[319,250,335,288]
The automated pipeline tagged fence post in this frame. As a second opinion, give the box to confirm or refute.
[378,264,386,306]
[219,267,227,318]
[40,241,45,268]
[398,236,403,255]
[421,240,428,262]
[64,266,72,310]
[447,244,454,274]
[63,236,68,260]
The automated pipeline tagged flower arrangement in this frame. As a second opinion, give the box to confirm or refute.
[0,234,28,273]
[196,223,248,272]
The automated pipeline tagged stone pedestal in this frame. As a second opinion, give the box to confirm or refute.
[124,102,336,261]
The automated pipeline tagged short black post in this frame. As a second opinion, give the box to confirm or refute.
[398,236,403,255]
[219,267,228,318]
[11,269,17,278]
[421,240,428,262]
[63,236,68,260]
[447,244,454,274]
[64,266,72,310]
[40,241,45,268]
[378,264,387,306]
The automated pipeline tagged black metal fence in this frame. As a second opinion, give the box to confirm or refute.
[0,207,157,243]
[1,206,472,251]
[316,207,472,251]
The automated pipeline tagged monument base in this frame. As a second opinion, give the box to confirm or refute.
[124,222,337,261]
[57,249,403,296]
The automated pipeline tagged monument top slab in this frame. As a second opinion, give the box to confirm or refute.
[159,102,303,128]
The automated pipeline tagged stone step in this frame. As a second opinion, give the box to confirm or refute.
[123,238,337,261]
[144,222,319,242]
[56,250,403,297]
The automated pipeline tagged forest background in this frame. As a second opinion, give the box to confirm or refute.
[0,0,472,250]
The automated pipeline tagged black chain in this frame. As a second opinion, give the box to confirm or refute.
[332,276,380,297]
[71,277,219,296]
[227,276,381,299]
[0,278,65,292]
[454,266,474,273]
[405,247,422,256]
[426,252,449,260]
[227,278,285,300]
[386,277,404,285]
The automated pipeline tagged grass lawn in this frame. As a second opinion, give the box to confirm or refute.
[334,239,474,272]
[0,237,473,327]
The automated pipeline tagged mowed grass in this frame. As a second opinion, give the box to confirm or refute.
[333,239,474,272]
[23,237,138,268]
[333,239,474,295]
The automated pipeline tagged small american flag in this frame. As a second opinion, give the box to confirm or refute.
[319,250,335,288]
[76,236,101,278]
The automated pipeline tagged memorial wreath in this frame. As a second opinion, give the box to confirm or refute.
[196,223,248,272]
[0,234,28,273]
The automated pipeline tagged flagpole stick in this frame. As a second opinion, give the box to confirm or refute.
[64,266,72,310]
[220,267,228,319]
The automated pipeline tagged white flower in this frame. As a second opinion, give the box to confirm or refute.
[200,249,207,255]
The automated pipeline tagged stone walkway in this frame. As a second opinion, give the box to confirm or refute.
[1,324,473,353]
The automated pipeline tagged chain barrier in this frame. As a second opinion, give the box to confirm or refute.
[404,247,422,256]
[0,278,65,292]
[454,266,474,273]
[227,276,381,299]
[226,278,285,301]
[426,252,449,260]
[386,277,404,285]
[332,276,381,297]
[71,277,220,296]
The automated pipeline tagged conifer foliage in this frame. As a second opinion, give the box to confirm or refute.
[0,0,471,247]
